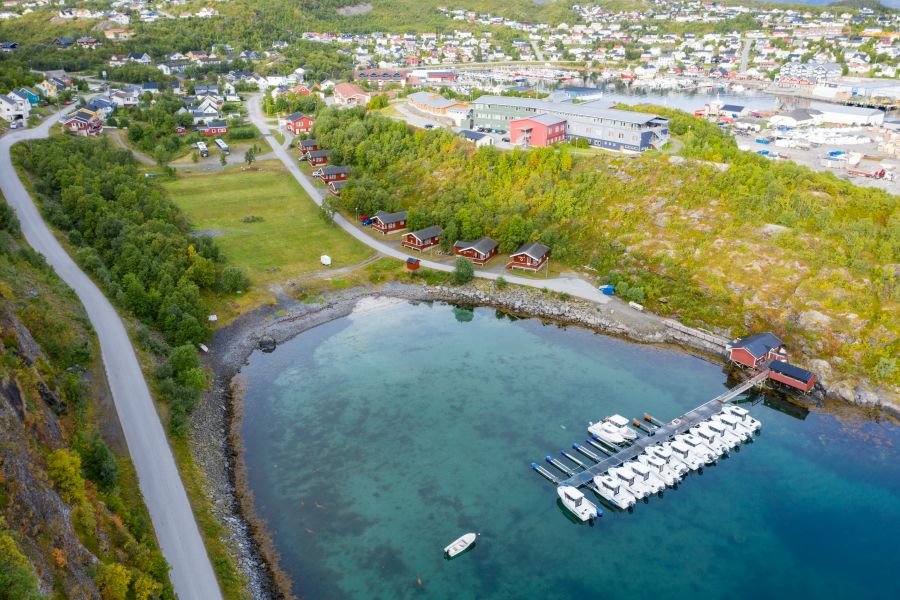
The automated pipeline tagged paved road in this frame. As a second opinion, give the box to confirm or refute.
[248,95,610,304]
[0,110,223,600]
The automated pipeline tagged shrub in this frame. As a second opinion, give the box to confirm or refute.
[495,276,508,290]
[80,433,120,492]
[453,258,474,284]
[46,448,86,504]
[0,530,41,600]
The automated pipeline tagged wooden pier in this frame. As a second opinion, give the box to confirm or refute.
[553,370,769,489]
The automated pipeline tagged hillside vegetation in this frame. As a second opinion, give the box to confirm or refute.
[315,107,898,390]
[0,198,172,599]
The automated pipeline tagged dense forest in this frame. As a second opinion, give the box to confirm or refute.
[0,198,172,598]
[314,107,898,387]
[13,137,249,433]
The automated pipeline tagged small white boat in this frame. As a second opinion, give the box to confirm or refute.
[609,465,653,500]
[606,414,638,441]
[677,433,719,464]
[711,413,753,441]
[704,419,742,449]
[444,533,477,558]
[593,474,637,509]
[628,461,667,493]
[667,440,704,471]
[690,424,730,455]
[636,452,681,486]
[588,420,627,445]
[557,486,600,522]
[722,405,762,433]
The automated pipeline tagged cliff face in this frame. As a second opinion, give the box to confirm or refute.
[0,201,172,599]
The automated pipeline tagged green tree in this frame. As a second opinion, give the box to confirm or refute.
[453,257,474,284]
[46,448,86,504]
[0,529,42,600]
[244,146,256,166]
[96,563,131,600]
[81,433,120,492]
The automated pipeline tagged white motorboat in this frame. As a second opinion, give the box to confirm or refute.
[628,461,666,493]
[609,465,653,499]
[636,453,680,487]
[587,420,627,445]
[690,424,730,455]
[557,486,600,522]
[606,414,638,441]
[667,440,704,471]
[593,474,637,509]
[704,419,742,449]
[710,413,753,441]
[646,444,690,476]
[677,433,719,463]
[722,405,762,433]
[444,533,477,558]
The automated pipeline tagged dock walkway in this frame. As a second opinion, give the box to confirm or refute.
[558,370,769,488]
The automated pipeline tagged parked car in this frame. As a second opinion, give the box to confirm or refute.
[424,124,434,129]
[501,136,510,142]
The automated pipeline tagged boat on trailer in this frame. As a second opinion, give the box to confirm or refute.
[557,486,600,521]
[444,533,478,558]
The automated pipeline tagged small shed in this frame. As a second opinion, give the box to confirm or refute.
[406,257,420,271]
[320,255,332,266]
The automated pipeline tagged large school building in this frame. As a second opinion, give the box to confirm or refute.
[470,95,669,152]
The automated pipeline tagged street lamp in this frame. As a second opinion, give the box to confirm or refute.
[355,207,359,224]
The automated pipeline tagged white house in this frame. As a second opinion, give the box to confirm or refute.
[0,93,30,123]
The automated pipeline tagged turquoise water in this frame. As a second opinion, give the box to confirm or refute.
[240,300,900,599]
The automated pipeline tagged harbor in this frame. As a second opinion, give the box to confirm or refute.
[532,369,770,515]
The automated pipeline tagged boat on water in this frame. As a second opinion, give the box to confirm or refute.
[444,533,477,558]
[629,460,667,493]
[609,464,653,499]
[704,419,742,449]
[677,433,719,464]
[711,413,753,441]
[606,414,638,441]
[593,474,637,509]
[690,423,730,455]
[666,440,704,471]
[636,452,681,486]
[587,420,627,445]
[722,405,762,433]
[557,486,600,521]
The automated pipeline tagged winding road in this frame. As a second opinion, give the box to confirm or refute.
[248,95,610,304]
[0,112,222,599]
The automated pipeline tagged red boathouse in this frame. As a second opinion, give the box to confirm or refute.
[767,360,817,393]
[401,226,442,251]
[453,237,498,266]
[507,241,550,272]
[726,332,786,369]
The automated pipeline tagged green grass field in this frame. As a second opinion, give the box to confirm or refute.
[164,159,373,291]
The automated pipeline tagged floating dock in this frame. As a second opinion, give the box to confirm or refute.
[533,369,769,492]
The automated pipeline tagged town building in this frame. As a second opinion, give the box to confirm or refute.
[726,333,787,369]
[285,112,315,135]
[407,91,469,117]
[509,114,567,147]
[333,82,371,107]
[0,93,29,123]
[471,96,668,152]
[62,109,102,135]
[371,210,408,234]
[506,242,550,272]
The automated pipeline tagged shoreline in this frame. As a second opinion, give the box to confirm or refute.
[191,281,899,600]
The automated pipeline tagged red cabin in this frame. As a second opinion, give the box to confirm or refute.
[453,237,498,266]
[285,112,315,135]
[328,179,348,196]
[198,119,227,136]
[371,210,407,235]
[299,139,319,155]
[507,241,550,272]
[726,332,786,369]
[767,360,817,393]
[401,226,442,251]
[317,165,350,183]
[307,149,330,166]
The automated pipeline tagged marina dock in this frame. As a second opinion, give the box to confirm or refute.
[536,370,769,490]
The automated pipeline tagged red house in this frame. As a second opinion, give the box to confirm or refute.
[371,210,407,235]
[453,237,498,266]
[198,119,227,136]
[285,111,314,135]
[307,149,330,166]
[507,241,550,272]
[62,110,102,136]
[767,360,817,393]
[401,226,442,251]
[726,333,786,369]
[509,113,567,147]
[317,165,350,183]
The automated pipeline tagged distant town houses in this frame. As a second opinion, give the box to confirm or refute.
[333,82,371,107]
[0,92,30,124]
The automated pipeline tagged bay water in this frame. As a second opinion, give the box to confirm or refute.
[240,299,899,599]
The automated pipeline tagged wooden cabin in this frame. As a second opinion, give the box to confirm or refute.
[401,226,442,251]
[371,210,408,235]
[726,332,786,369]
[299,139,319,155]
[453,237,498,266]
[317,165,350,183]
[767,360,817,393]
[307,149,330,166]
[507,241,550,272]
[328,179,348,196]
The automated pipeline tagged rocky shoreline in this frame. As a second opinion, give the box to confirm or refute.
[190,280,899,600]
